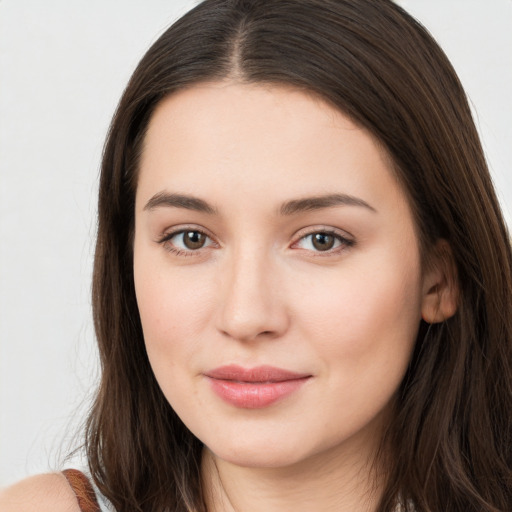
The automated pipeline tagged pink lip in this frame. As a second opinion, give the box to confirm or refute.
[204,365,311,409]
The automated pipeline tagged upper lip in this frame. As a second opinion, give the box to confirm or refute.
[204,365,311,383]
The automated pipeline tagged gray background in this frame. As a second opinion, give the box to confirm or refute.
[0,0,510,486]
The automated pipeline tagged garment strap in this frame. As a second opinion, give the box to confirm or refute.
[62,469,101,512]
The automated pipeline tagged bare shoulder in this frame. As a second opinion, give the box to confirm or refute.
[0,473,80,512]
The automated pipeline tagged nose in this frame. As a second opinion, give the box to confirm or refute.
[215,249,289,342]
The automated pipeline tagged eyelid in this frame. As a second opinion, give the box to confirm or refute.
[155,224,354,256]
[290,226,355,253]
[156,224,219,254]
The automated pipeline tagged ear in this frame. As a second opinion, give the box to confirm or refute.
[421,239,459,324]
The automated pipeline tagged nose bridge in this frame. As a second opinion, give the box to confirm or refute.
[216,241,287,342]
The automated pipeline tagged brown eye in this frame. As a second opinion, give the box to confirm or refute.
[312,233,335,251]
[183,231,207,250]
[294,230,353,254]
[159,229,213,253]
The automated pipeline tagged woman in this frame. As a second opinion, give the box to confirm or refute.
[1,0,511,510]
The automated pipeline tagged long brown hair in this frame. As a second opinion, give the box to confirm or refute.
[86,1,512,510]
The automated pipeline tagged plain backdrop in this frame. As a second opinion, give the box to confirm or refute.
[0,0,511,486]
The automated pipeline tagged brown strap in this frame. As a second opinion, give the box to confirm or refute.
[62,469,101,512]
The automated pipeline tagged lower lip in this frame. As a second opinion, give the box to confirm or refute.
[206,377,310,409]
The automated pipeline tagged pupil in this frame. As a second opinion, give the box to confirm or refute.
[312,233,334,251]
[184,231,205,249]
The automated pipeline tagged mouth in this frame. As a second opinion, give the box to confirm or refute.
[204,365,312,409]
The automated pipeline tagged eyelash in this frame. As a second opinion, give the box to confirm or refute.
[291,229,355,256]
[156,227,355,257]
[157,227,215,257]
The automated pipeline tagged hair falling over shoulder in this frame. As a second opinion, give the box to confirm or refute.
[85,1,512,510]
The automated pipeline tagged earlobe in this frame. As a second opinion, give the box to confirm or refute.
[421,239,459,324]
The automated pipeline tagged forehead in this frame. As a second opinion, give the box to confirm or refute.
[136,81,407,218]
[143,82,365,157]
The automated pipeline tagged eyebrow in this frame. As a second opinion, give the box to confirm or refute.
[143,192,218,214]
[143,191,376,216]
[279,194,376,215]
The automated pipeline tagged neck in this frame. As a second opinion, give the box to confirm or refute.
[201,439,385,512]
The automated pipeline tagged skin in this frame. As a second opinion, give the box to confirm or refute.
[133,82,456,512]
[0,82,456,511]
[0,473,80,511]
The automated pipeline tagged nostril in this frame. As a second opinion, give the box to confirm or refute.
[219,328,276,340]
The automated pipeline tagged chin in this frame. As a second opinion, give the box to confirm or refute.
[199,429,313,469]
[211,444,308,469]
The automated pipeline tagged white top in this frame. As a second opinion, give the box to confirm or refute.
[90,479,112,512]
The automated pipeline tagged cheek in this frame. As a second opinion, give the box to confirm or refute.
[134,263,218,417]
[133,252,217,373]
[292,247,423,376]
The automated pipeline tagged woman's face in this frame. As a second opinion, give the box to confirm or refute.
[133,82,428,469]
